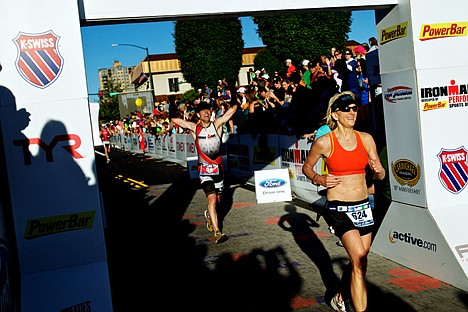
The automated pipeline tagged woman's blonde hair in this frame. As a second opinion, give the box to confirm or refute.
[325,91,356,130]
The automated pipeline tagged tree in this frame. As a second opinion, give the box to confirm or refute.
[252,12,351,66]
[174,18,244,90]
[253,49,285,78]
[99,79,121,121]
[180,88,199,104]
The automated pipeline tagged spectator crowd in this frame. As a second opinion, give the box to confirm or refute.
[101,37,383,144]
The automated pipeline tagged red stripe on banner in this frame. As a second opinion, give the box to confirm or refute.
[18,58,42,86]
[440,170,456,192]
[451,162,468,186]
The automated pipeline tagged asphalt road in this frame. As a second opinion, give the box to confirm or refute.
[95,147,468,312]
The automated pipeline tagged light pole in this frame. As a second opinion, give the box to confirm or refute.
[111,43,154,92]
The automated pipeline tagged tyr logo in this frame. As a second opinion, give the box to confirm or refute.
[13,134,84,165]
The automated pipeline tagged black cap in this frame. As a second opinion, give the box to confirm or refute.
[196,101,212,112]
[332,93,356,111]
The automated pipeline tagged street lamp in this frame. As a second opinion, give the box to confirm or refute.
[111,43,154,92]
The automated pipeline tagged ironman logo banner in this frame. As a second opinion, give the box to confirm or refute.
[13,30,63,88]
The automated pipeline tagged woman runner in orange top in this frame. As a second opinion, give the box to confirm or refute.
[302,91,385,312]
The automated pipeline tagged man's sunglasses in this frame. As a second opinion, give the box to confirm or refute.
[340,105,358,112]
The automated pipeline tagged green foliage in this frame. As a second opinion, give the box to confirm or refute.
[174,18,244,90]
[252,12,351,66]
[180,88,200,104]
[99,79,122,122]
[253,49,284,77]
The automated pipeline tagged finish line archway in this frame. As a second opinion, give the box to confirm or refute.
[1,0,468,310]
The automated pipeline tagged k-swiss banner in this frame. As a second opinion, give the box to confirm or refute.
[437,146,468,194]
[13,30,64,88]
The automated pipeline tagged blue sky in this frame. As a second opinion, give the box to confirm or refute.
[81,11,376,102]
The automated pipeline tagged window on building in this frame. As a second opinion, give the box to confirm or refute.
[168,78,179,92]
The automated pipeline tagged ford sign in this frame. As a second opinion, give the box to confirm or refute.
[259,179,287,188]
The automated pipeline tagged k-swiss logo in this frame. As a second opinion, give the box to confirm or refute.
[13,30,63,88]
[437,147,468,194]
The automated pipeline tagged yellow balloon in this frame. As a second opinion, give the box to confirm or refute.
[135,98,143,107]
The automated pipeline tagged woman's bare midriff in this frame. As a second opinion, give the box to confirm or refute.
[326,173,368,202]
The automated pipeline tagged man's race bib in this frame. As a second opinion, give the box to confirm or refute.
[199,163,219,176]
[345,202,374,227]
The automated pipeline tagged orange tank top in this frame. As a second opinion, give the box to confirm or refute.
[326,130,368,176]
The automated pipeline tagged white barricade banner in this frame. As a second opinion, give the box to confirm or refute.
[278,135,324,203]
[123,134,132,151]
[147,135,156,155]
[176,133,187,161]
[144,133,149,153]
[167,133,177,159]
[225,134,252,179]
[185,134,197,158]
[251,134,281,171]
[155,134,163,156]
[162,134,169,156]
[131,133,139,152]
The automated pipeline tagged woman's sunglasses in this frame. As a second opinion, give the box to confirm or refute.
[340,105,358,112]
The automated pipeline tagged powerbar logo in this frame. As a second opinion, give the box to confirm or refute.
[388,230,437,252]
[24,211,95,239]
[380,21,408,45]
[422,101,448,111]
[420,22,468,41]
[421,79,468,111]
[61,300,91,312]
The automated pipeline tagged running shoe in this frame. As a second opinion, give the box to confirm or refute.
[330,293,346,312]
[214,231,227,244]
[204,210,213,232]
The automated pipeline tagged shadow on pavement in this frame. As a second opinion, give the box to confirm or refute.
[95,149,465,311]
[278,204,341,306]
[96,150,302,311]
